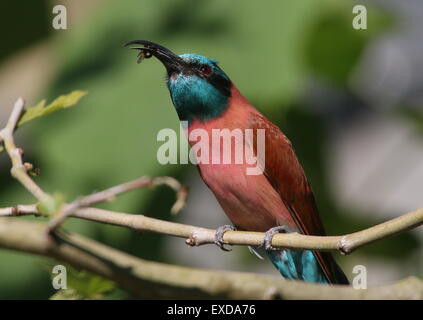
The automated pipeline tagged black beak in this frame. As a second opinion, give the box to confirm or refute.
[124,40,184,74]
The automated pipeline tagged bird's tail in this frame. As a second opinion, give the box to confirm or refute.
[267,249,349,284]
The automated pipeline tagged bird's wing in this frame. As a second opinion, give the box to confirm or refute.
[248,112,326,235]
[248,112,345,284]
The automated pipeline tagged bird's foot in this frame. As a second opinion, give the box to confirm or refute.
[214,225,235,252]
[263,226,288,251]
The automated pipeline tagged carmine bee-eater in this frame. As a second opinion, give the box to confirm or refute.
[125,40,349,284]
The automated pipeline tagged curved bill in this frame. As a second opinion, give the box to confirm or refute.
[124,40,184,74]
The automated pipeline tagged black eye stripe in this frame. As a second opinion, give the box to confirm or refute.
[200,65,212,74]
[182,62,231,97]
[208,74,231,97]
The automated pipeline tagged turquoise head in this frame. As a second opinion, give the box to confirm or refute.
[125,40,232,122]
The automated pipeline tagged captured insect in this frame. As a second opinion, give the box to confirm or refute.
[124,40,179,66]
[136,48,153,64]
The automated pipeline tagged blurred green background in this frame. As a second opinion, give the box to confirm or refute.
[0,0,421,299]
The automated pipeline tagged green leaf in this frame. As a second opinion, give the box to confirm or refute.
[47,264,117,300]
[18,90,87,127]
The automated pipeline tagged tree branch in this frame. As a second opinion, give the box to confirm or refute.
[1,204,421,254]
[60,206,423,254]
[0,98,51,202]
[0,218,421,299]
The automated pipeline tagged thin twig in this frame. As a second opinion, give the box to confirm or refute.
[0,204,42,217]
[46,176,187,233]
[151,176,188,214]
[0,98,50,202]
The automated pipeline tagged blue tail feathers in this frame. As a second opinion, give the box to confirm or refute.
[267,249,328,284]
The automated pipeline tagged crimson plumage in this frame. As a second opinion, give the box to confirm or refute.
[189,85,347,284]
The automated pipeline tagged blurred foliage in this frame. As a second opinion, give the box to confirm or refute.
[305,1,391,86]
[401,108,423,137]
[0,0,419,299]
[0,0,50,62]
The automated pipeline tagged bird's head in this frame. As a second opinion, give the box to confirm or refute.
[125,40,232,122]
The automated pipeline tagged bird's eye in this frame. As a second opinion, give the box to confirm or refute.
[199,65,212,75]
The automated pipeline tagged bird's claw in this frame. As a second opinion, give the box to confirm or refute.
[263,226,288,251]
[214,225,235,251]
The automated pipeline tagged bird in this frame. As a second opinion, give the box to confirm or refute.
[125,40,349,285]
